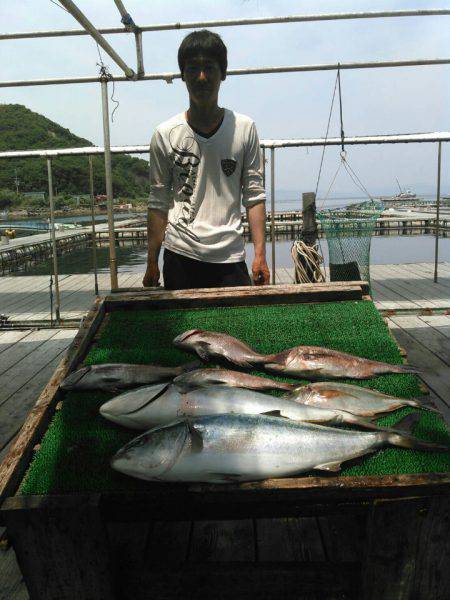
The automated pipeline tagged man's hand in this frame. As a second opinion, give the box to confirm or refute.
[142,260,160,287]
[252,256,270,286]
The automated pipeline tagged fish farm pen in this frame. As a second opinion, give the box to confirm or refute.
[1,284,449,600]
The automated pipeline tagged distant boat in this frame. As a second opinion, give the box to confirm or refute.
[379,178,418,203]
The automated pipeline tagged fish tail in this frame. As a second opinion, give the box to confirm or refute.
[375,362,420,375]
[177,360,202,374]
[384,414,449,452]
[406,398,441,414]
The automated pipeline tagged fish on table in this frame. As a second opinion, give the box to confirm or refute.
[173,368,294,393]
[61,361,200,393]
[100,383,393,431]
[173,329,418,380]
[111,413,447,483]
[287,382,439,417]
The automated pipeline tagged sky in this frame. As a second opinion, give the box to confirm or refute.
[1,0,449,199]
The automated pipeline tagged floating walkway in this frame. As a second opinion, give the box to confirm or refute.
[0,262,448,324]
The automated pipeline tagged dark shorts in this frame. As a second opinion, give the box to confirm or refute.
[163,248,252,290]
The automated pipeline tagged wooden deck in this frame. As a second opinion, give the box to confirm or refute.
[0,270,449,599]
[0,262,449,323]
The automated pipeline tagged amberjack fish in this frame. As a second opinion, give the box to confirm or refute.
[288,382,439,417]
[100,384,388,430]
[61,361,200,393]
[111,413,447,483]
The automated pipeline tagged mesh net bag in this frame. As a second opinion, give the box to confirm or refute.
[317,200,384,286]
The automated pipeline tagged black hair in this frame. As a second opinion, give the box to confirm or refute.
[178,30,227,79]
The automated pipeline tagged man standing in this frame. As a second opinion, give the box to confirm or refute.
[143,30,270,290]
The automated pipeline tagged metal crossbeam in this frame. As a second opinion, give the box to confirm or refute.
[1,9,449,40]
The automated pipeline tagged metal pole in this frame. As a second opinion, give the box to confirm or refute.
[101,79,119,290]
[434,142,442,283]
[3,9,450,40]
[2,57,450,88]
[270,147,276,285]
[47,158,61,323]
[1,132,450,160]
[262,147,266,187]
[88,156,99,295]
[58,0,136,79]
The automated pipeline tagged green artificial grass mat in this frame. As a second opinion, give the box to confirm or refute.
[19,300,450,495]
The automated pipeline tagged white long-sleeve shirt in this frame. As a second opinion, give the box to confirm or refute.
[148,109,266,263]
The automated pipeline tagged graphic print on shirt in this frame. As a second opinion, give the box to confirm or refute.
[169,125,202,242]
[221,159,237,176]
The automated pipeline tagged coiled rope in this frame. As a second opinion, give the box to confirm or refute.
[291,240,325,284]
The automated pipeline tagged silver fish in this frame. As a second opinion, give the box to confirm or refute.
[100,383,384,430]
[111,413,446,483]
[172,330,269,368]
[173,368,294,393]
[61,361,199,392]
[288,382,439,417]
[264,346,418,380]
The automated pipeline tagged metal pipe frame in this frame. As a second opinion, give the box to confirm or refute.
[100,79,119,291]
[58,0,136,79]
[46,158,61,323]
[88,155,99,295]
[1,57,449,88]
[270,148,276,285]
[434,142,442,282]
[2,9,449,40]
[0,132,448,160]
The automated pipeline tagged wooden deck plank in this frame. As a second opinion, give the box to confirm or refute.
[0,331,33,356]
[0,329,60,379]
[0,329,77,409]
[419,315,450,338]
[189,520,255,562]
[371,267,438,309]
[375,264,449,308]
[389,316,450,366]
[256,518,326,561]
[387,319,450,415]
[0,546,28,600]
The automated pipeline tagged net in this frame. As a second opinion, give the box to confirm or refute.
[317,200,384,287]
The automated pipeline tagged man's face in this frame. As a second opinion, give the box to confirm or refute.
[182,54,224,105]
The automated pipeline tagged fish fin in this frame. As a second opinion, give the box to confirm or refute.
[195,343,211,362]
[314,461,342,472]
[178,360,203,373]
[392,413,421,433]
[261,410,289,419]
[207,472,243,483]
[186,419,204,453]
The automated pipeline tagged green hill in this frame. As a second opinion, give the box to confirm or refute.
[0,104,149,201]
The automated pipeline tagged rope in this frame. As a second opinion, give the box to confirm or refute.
[96,45,120,122]
[337,64,345,153]
[291,240,325,284]
[314,71,339,202]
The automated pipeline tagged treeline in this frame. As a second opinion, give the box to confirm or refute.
[0,104,150,202]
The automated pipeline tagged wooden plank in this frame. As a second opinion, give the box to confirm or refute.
[372,268,435,309]
[362,497,431,600]
[0,329,77,406]
[128,561,359,600]
[318,514,366,562]
[0,331,33,356]
[0,547,28,600]
[146,521,191,563]
[0,297,105,504]
[419,314,450,338]
[256,517,326,561]
[3,496,115,600]
[379,263,449,308]
[412,495,450,599]
[0,341,76,451]
[390,316,450,366]
[189,520,255,562]
[0,329,60,379]
[106,283,365,311]
[387,319,450,406]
